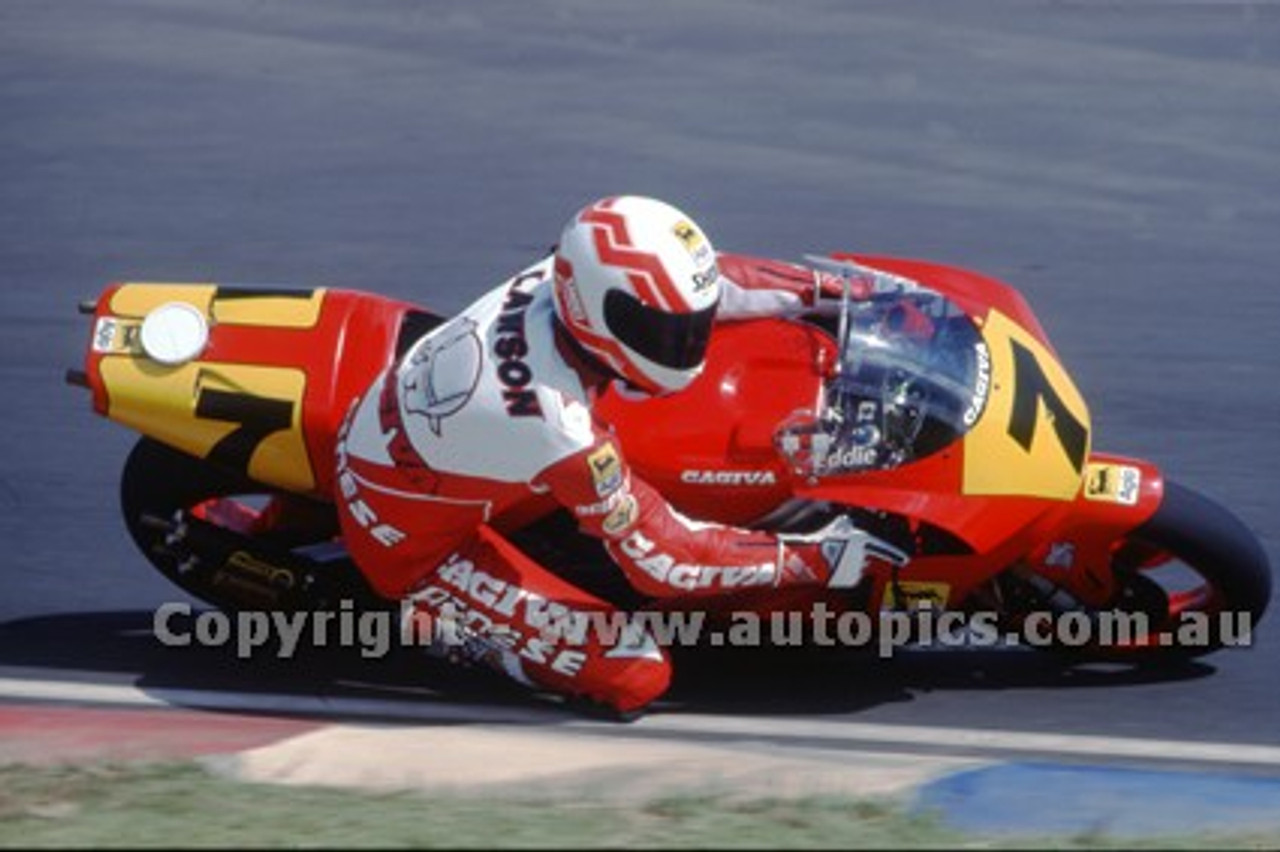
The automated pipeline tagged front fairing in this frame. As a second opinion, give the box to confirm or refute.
[599,254,1095,553]
[792,257,1094,552]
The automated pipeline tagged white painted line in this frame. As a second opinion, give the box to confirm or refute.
[3,675,1280,769]
[644,715,1280,768]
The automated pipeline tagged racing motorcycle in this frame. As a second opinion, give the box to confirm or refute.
[67,253,1272,661]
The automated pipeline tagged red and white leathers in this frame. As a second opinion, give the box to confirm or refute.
[334,252,848,714]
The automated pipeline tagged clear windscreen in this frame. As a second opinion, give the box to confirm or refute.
[775,260,990,477]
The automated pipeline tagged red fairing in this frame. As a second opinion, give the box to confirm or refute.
[834,253,1056,350]
[593,317,832,526]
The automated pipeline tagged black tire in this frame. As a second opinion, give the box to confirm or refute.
[1004,480,1270,661]
[1040,480,1273,661]
[1118,480,1272,653]
[119,437,374,612]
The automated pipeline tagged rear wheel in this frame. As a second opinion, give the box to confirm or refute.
[120,437,379,613]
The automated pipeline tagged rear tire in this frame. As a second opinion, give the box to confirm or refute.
[119,437,375,612]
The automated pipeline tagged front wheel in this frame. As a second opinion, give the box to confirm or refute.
[1111,480,1271,655]
[1009,481,1270,660]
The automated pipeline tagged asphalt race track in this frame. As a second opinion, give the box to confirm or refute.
[2,0,1278,747]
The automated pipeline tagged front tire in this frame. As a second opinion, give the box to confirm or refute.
[1113,480,1271,654]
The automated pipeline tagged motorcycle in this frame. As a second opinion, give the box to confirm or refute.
[67,253,1271,664]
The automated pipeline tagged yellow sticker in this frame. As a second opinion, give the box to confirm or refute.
[587,442,623,497]
[883,581,951,610]
[601,494,638,537]
[962,309,1091,500]
[1083,463,1141,505]
[671,220,704,253]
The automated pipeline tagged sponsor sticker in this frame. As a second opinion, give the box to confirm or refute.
[691,262,719,293]
[601,493,638,536]
[672,220,704,253]
[91,316,141,353]
[587,442,623,497]
[92,317,119,352]
[1083,463,1141,506]
[573,484,626,518]
[673,219,716,272]
[882,581,950,610]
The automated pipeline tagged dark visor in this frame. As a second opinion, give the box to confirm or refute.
[603,289,717,370]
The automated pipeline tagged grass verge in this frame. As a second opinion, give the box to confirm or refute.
[0,761,1278,849]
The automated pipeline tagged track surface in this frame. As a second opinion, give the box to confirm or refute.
[2,0,1278,744]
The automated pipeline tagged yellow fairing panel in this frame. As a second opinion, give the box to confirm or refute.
[962,309,1090,500]
[210,289,325,327]
[108,284,325,328]
[100,359,315,493]
[110,285,215,317]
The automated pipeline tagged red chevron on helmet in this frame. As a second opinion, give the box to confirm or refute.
[578,202,689,312]
[552,196,721,395]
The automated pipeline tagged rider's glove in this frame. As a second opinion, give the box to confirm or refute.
[716,253,872,315]
[776,515,909,589]
[811,269,873,308]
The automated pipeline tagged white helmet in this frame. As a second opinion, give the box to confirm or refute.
[552,196,721,394]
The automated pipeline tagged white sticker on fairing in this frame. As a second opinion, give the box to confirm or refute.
[92,317,121,352]
[1083,463,1141,506]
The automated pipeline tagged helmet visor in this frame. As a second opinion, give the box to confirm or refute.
[604,289,718,370]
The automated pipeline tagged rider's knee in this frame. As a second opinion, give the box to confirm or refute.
[585,653,673,715]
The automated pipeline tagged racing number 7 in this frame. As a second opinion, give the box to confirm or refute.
[194,378,295,475]
[1007,339,1087,472]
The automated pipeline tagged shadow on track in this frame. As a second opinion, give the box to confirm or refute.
[0,610,1216,721]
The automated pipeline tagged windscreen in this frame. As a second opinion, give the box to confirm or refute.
[775,284,990,477]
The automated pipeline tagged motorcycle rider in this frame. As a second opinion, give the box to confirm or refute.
[334,195,898,716]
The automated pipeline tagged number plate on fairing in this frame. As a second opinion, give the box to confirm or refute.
[92,316,141,354]
[100,359,314,492]
[961,309,1091,500]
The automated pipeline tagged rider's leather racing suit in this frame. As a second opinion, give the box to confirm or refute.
[334,252,846,713]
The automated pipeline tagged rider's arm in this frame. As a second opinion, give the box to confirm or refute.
[532,436,832,599]
[716,252,868,320]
